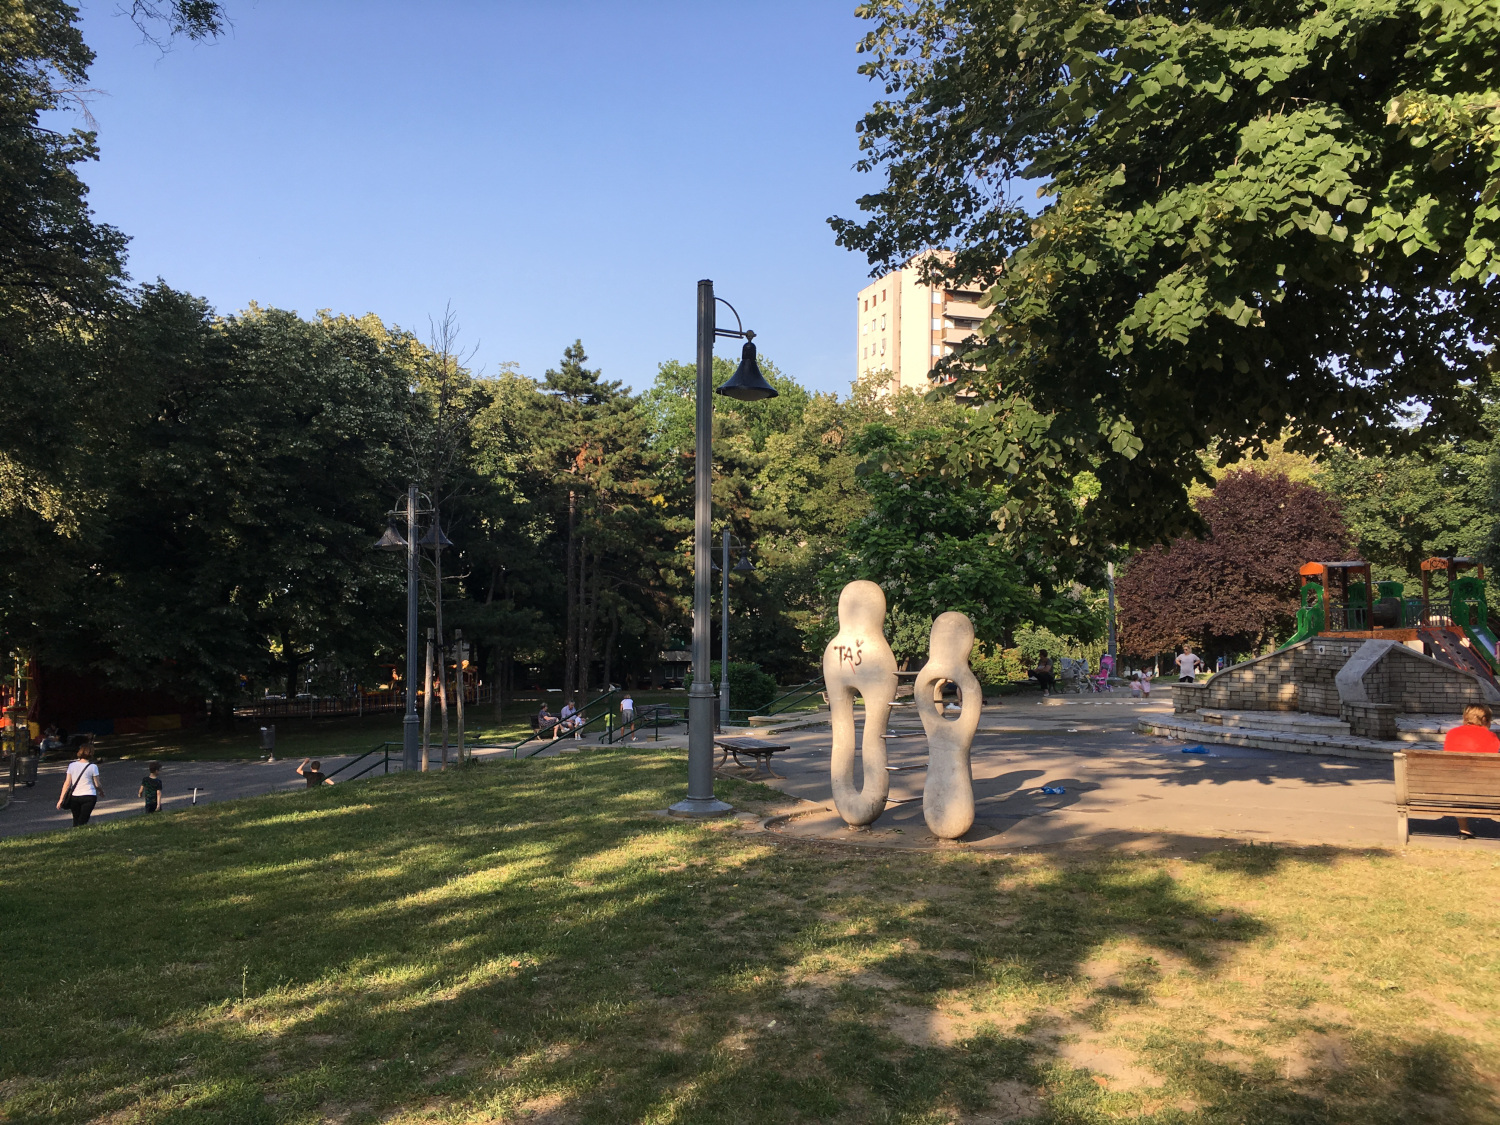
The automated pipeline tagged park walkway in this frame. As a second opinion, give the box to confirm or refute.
[738,696,1497,851]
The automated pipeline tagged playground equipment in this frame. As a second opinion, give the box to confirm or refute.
[1280,557,1498,681]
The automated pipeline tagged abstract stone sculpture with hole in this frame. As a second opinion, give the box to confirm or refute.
[915,611,982,839]
[822,580,899,827]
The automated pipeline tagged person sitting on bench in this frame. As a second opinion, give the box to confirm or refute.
[1030,650,1055,696]
[536,703,560,738]
[1444,704,1499,837]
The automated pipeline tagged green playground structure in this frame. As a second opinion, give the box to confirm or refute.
[1280,580,1325,648]
[1276,556,1498,681]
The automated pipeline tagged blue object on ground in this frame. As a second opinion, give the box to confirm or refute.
[1040,786,1067,795]
[1181,744,1210,754]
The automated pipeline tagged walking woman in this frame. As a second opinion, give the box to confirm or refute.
[57,741,102,826]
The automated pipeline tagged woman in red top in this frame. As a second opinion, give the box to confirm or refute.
[1443,704,1500,837]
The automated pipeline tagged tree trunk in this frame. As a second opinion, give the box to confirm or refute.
[421,630,434,772]
[281,629,299,699]
[581,546,600,698]
[578,540,598,700]
[438,639,450,769]
[563,489,578,701]
[454,630,466,764]
[601,604,619,691]
[432,532,449,768]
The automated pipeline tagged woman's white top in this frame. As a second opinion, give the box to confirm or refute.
[66,760,100,796]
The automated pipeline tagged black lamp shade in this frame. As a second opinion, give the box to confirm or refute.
[418,522,454,549]
[374,524,408,552]
[716,339,779,401]
[734,554,755,572]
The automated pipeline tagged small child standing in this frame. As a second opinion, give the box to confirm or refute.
[139,761,163,814]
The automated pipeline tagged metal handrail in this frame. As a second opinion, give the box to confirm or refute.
[602,703,685,743]
[756,679,826,718]
[509,688,620,759]
[326,741,402,782]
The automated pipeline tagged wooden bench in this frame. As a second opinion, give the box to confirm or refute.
[1394,749,1500,844]
[715,737,792,778]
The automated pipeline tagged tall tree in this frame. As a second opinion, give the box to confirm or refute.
[30,292,413,715]
[823,422,1101,660]
[833,0,1500,548]
[1116,470,1352,660]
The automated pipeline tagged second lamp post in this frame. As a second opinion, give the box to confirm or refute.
[669,279,778,817]
[715,529,754,725]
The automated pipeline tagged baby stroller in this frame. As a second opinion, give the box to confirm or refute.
[1087,654,1115,693]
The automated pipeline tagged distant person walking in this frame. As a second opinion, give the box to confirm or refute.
[620,693,635,740]
[296,759,333,787]
[57,742,102,826]
[1444,704,1499,838]
[139,761,164,814]
[1130,669,1152,698]
[1176,646,1204,683]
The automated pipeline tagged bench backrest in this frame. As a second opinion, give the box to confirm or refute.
[1396,749,1500,808]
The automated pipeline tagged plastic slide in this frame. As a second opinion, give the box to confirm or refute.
[1278,582,1325,650]
[1463,621,1500,674]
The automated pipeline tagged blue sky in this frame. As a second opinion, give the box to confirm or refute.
[69,1,882,395]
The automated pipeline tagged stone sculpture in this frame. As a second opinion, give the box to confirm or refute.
[914,611,982,840]
[822,580,899,827]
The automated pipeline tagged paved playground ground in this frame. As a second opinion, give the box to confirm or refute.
[734,697,1498,851]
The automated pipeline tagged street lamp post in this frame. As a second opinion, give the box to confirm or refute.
[1106,561,1117,666]
[669,278,778,817]
[717,528,754,725]
[374,484,424,773]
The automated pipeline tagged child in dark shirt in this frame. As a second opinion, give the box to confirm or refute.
[297,758,334,787]
[138,761,163,813]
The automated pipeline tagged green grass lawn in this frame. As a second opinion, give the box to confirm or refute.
[95,711,556,763]
[95,693,706,762]
[2,749,1498,1124]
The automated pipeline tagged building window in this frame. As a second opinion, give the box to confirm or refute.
[932,318,942,330]
[880,339,886,355]
[932,291,942,304]
[880,314,886,330]
[932,345,942,356]
[882,289,887,302]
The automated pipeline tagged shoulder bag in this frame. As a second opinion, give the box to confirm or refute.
[60,762,85,810]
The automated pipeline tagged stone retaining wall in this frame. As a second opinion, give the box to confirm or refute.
[1172,638,1498,718]
[1359,642,1500,712]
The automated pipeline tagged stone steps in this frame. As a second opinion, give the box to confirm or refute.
[1140,713,1440,761]
[1197,709,1351,736]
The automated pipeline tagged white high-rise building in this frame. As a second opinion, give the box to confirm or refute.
[855,256,987,392]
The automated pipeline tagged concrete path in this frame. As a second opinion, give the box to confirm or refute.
[0,751,396,838]
[739,696,1497,851]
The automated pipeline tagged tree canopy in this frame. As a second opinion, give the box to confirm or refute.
[833,0,1500,548]
[1115,470,1352,660]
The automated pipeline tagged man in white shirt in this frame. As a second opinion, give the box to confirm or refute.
[1176,646,1204,682]
[620,694,635,741]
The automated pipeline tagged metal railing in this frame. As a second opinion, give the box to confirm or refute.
[325,741,404,783]
[747,679,826,720]
[508,689,621,759]
[601,703,685,744]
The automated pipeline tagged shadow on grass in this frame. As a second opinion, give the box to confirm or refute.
[0,748,1491,1125]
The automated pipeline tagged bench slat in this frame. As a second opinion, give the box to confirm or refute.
[1402,749,1500,802]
